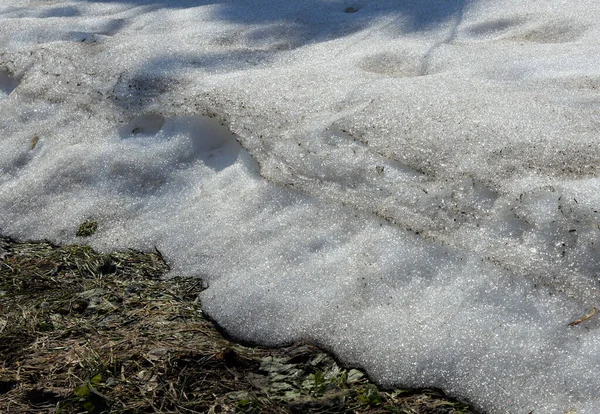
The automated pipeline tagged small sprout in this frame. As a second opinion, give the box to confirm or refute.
[358,384,382,405]
[72,374,108,413]
[302,371,329,396]
[77,220,98,237]
[74,384,90,398]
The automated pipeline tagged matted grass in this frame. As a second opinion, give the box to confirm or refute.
[0,237,475,413]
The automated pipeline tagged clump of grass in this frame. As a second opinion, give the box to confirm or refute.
[76,220,98,237]
[0,237,476,413]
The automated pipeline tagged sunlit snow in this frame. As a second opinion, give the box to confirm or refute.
[2,1,600,412]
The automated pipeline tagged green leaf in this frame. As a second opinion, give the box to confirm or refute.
[358,384,382,406]
[74,385,90,398]
[283,389,302,400]
[90,373,102,385]
[314,371,324,387]
[269,382,294,393]
[347,369,364,383]
[227,391,249,401]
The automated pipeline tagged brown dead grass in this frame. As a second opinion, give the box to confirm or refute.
[0,237,476,413]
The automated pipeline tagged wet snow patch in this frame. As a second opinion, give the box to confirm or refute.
[358,52,424,78]
[504,20,588,44]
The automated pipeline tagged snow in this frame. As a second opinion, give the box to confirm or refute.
[1,0,600,412]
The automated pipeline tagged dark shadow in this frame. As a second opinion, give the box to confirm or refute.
[41,5,82,18]
[77,0,471,40]
[4,0,471,65]
[97,0,470,120]
[0,70,19,98]
[101,0,470,113]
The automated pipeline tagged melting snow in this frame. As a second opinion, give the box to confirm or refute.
[2,1,600,412]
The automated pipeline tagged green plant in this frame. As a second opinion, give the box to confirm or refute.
[358,384,382,406]
[68,374,110,413]
[76,220,98,237]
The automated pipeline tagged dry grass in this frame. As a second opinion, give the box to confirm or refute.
[0,236,476,413]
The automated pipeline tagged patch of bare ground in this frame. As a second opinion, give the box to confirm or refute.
[0,236,475,413]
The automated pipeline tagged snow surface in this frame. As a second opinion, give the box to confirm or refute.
[2,1,600,412]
